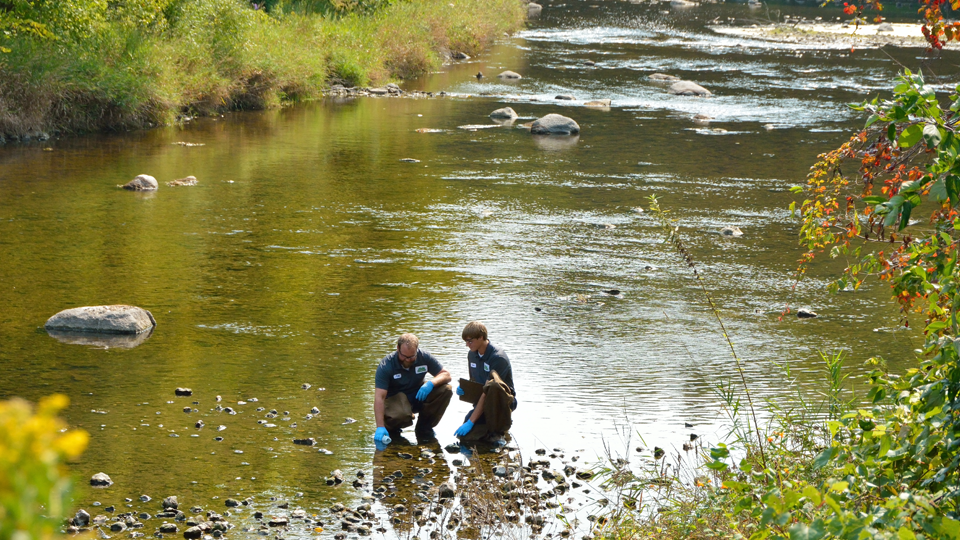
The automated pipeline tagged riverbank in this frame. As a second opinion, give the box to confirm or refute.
[0,0,526,143]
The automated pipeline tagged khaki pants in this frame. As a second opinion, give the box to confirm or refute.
[460,370,514,441]
[384,385,452,432]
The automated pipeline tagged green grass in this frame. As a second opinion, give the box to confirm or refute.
[0,0,526,139]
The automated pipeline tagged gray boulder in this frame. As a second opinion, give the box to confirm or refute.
[530,114,580,135]
[489,107,519,120]
[719,226,743,237]
[497,70,522,80]
[668,81,711,96]
[527,2,542,15]
[121,174,158,191]
[45,305,157,335]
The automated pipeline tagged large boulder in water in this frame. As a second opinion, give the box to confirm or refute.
[497,70,522,80]
[120,174,158,191]
[527,2,542,16]
[668,81,711,96]
[45,305,157,335]
[530,114,580,135]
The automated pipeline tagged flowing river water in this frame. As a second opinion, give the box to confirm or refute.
[1,1,956,538]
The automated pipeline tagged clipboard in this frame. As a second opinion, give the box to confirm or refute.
[458,378,484,404]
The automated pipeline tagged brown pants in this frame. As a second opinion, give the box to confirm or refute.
[460,370,514,441]
[384,384,452,432]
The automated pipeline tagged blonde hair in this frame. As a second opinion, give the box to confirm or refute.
[461,321,487,341]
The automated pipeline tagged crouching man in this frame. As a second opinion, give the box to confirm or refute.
[374,333,452,444]
[453,321,516,443]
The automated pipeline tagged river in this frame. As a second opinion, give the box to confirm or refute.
[0,0,951,538]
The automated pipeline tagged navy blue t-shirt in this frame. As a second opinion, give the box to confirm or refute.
[467,342,516,399]
[375,348,444,400]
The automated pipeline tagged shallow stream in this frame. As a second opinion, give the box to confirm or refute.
[1,1,956,538]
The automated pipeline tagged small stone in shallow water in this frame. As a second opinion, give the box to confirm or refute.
[302,383,311,390]
[90,473,113,487]
[175,388,193,397]
[342,418,356,425]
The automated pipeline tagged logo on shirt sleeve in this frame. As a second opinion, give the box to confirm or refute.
[416,366,428,374]
[393,373,402,379]
[483,363,490,372]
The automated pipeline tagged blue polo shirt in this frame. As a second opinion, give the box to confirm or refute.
[467,342,516,400]
[375,348,444,401]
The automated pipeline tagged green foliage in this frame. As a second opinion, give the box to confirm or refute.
[0,395,89,540]
[0,0,525,135]
[0,0,107,46]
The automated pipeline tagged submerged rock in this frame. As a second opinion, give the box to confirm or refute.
[497,70,522,80]
[166,176,197,187]
[720,226,743,237]
[530,114,580,135]
[46,305,156,335]
[797,309,818,319]
[648,73,680,81]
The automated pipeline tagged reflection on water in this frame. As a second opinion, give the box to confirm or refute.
[0,0,952,537]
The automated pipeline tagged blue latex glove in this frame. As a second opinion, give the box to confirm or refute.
[454,420,474,437]
[374,427,390,444]
[416,381,434,401]
[455,386,465,396]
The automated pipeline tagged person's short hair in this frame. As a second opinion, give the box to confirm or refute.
[461,321,487,341]
[397,333,419,350]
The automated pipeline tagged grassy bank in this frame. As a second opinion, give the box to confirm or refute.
[0,0,526,141]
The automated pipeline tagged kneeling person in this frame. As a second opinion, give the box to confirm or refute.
[454,321,517,441]
[374,333,452,444]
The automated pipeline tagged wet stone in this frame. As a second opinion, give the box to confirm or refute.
[163,497,178,510]
[224,499,240,508]
[74,510,91,527]
[111,523,127,532]
[267,517,288,527]
[158,524,178,534]
[91,473,113,487]
[175,388,192,397]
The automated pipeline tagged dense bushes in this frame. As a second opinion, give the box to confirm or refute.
[0,0,526,139]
